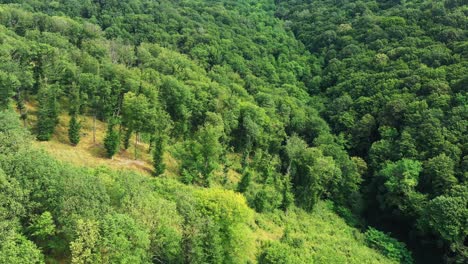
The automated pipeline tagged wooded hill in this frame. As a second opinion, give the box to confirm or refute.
[0,0,466,263]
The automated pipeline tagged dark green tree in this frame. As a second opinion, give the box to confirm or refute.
[68,82,81,146]
[36,83,59,141]
[364,227,413,264]
[237,169,252,193]
[377,159,426,218]
[68,114,81,146]
[422,154,458,197]
[152,136,166,176]
[104,120,120,159]
[0,71,19,110]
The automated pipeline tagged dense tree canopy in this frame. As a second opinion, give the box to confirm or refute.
[0,0,466,263]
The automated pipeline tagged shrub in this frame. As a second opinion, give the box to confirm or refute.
[365,227,413,264]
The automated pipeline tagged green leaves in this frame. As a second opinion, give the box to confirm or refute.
[364,227,413,264]
[422,154,458,196]
[99,213,151,263]
[0,71,19,109]
[152,135,166,176]
[28,212,55,240]
[103,120,120,159]
[193,188,255,263]
[286,135,343,211]
[0,233,44,264]
[175,113,224,186]
[68,114,81,146]
[36,84,59,141]
[70,219,100,264]
[419,186,468,256]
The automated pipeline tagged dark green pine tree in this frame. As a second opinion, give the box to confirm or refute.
[123,128,132,150]
[237,169,252,193]
[152,136,166,176]
[68,114,81,146]
[36,84,59,141]
[104,121,120,159]
[68,83,81,146]
[0,71,19,110]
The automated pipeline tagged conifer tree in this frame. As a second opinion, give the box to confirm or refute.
[68,114,81,146]
[237,169,252,193]
[104,120,120,159]
[0,71,19,110]
[152,136,166,176]
[123,128,132,150]
[68,83,81,146]
[36,83,59,141]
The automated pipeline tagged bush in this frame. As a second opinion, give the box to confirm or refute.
[365,227,413,264]
[258,241,301,264]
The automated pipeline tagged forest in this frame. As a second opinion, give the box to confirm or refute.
[0,0,466,263]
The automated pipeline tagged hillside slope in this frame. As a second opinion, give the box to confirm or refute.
[276,0,467,262]
[0,110,398,263]
[1,0,466,263]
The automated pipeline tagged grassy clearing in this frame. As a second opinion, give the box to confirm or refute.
[30,109,155,175]
[23,101,245,180]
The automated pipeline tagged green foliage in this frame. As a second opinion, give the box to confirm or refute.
[281,174,294,211]
[0,168,26,238]
[99,213,151,263]
[286,135,342,211]
[192,188,255,263]
[240,150,287,213]
[68,114,81,145]
[103,121,119,158]
[117,174,183,263]
[0,0,465,261]
[152,135,166,176]
[70,219,100,264]
[422,154,458,196]
[365,227,414,264]
[252,184,284,213]
[377,159,425,218]
[257,202,398,264]
[0,233,44,264]
[28,211,55,240]
[419,185,468,257]
[259,241,302,264]
[0,116,398,264]
[237,169,252,193]
[0,110,30,155]
[176,113,224,186]
[36,84,59,141]
[0,70,19,109]
[277,0,467,259]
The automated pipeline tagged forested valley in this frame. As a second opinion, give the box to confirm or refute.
[0,0,466,263]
